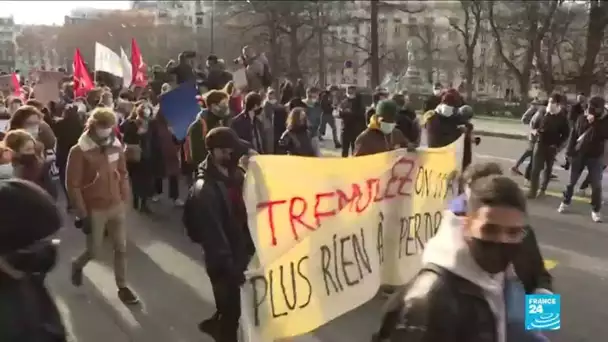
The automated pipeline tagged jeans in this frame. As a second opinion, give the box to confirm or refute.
[73,204,127,288]
[528,144,557,195]
[563,156,603,212]
[319,114,339,143]
[154,175,179,200]
[515,149,533,169]
[580,165,606,190]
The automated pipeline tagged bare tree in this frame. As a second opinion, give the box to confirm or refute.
[449,1,484,99]
[412,19,444,84]
[488,1,559,100]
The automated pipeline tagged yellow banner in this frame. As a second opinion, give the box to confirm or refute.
[241,137,463,340]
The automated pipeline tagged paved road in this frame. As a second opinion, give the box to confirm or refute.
[47,133,604,342]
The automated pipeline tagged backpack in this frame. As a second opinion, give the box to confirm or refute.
[182,179,205,244]
[261,63,273,88]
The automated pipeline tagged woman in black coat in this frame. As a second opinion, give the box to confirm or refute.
[120,102,155,213]
[52,103,84,203]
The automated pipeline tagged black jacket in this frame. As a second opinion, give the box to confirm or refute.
[532,111,570,148]
[167,63,195,85]
[567,113,608,159]
[204,68,233,90]
[426,112,468,148]
[278,127,316,156]
[389,263,497,342]
[424,94,442,112]
[182,158,254,278]
[396,108,420,145]
[0,274,66,342]
[230,112,268,154]
[338,96,366,131]
[568,102,585,123]
[52,116,83,167]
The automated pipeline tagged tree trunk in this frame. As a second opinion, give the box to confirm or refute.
[465,51,474,100]
[370,0,380,88]
[268,12,281,90]
[518,74,530,102]
[288,25,302,82]
[317,4,326,87]
[577,1,608,95]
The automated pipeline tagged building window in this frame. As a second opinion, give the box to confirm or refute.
[394,18,402,36]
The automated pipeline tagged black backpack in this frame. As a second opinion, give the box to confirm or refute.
[182,179,205,244]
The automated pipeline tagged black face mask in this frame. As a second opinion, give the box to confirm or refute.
[467,237,521,274]
[2,240,58,276]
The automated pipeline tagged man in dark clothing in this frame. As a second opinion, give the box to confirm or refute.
[425,89,468,148]
[423,82,443,112]
[527,93,570,198]
[365,89,389,124]
[166,52,196,85]
[338,85,366,157]
[568,93,586,124]
[376,176,528,342]
[183,127,254,342]
[205,55,233,91]
[230,92,267,154]
[319,87,341,148]
[559,96,608,222]
[391,93,420,146]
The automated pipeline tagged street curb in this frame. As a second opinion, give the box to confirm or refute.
[474,130,527,140]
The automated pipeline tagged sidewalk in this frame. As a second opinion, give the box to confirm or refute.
[471,117,528,140]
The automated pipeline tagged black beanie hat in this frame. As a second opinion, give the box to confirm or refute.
[205,127,241,150]
[0,179,61,254]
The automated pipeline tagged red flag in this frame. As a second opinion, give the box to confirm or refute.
[10,73,21,99]
[130,38,147,87]
[73,48,94,98]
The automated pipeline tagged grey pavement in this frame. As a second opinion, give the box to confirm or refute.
[48,134,604,342]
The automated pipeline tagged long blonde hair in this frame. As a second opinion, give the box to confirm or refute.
[286,108,307,130]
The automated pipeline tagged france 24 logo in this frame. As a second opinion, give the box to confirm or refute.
[525,294,561,330]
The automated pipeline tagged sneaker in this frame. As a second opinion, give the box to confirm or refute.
[173,199,185,207]
[592,211,603,222]
[118,287,139,305]
[151,195,160,202]
[510,167,523,176]
[71,263,83,287]
[198,315,220,340]
[334,141,342,149]
[557,202,569,213]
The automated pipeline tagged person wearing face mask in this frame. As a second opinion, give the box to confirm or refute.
[376,176,528,342]
[230,92,268,154]
[423,82,444,112]
[185,90,231,179]
[120,102,155,213]
[0,144,12,179]
[3,129,56,198]
[261,88,280,153]
[353,99,410,156]
[392,93,421,146]
[278,107,316,156]
[50,103,84,208]
[302,87,323,156]
[338,85,366,156]
[526,93,569,199]
[65,107,138,305]
[365,89,389,124]
[0,179,67,342]
[182,127,254,341]
[318,87,341,148]
[425,89,469,148]
[559,96,608,222]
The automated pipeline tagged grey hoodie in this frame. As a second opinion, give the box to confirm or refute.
[423,211,506,342]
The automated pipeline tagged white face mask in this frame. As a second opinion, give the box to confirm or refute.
[379,121,396,134]
[433,89,442,96]
[96,128,113,138]
[438,104,454,117]
[268,99,277,105]
[76,102,87,113]
[143,107,152,118]
[0,163,13,178]
[548,103,560,114]
[347,93,356,99]
[25,125,39,138]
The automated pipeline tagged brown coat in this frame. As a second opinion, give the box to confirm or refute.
[353,128,409,157]
[66,132,130,217]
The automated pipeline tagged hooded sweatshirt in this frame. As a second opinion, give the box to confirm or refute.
[423,211,506,342]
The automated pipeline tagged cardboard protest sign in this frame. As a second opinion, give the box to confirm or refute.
[159,82,200,141]
[33,71,64,105]
[240,137,464,340]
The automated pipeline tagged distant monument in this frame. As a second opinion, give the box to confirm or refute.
[403,36,425,93]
